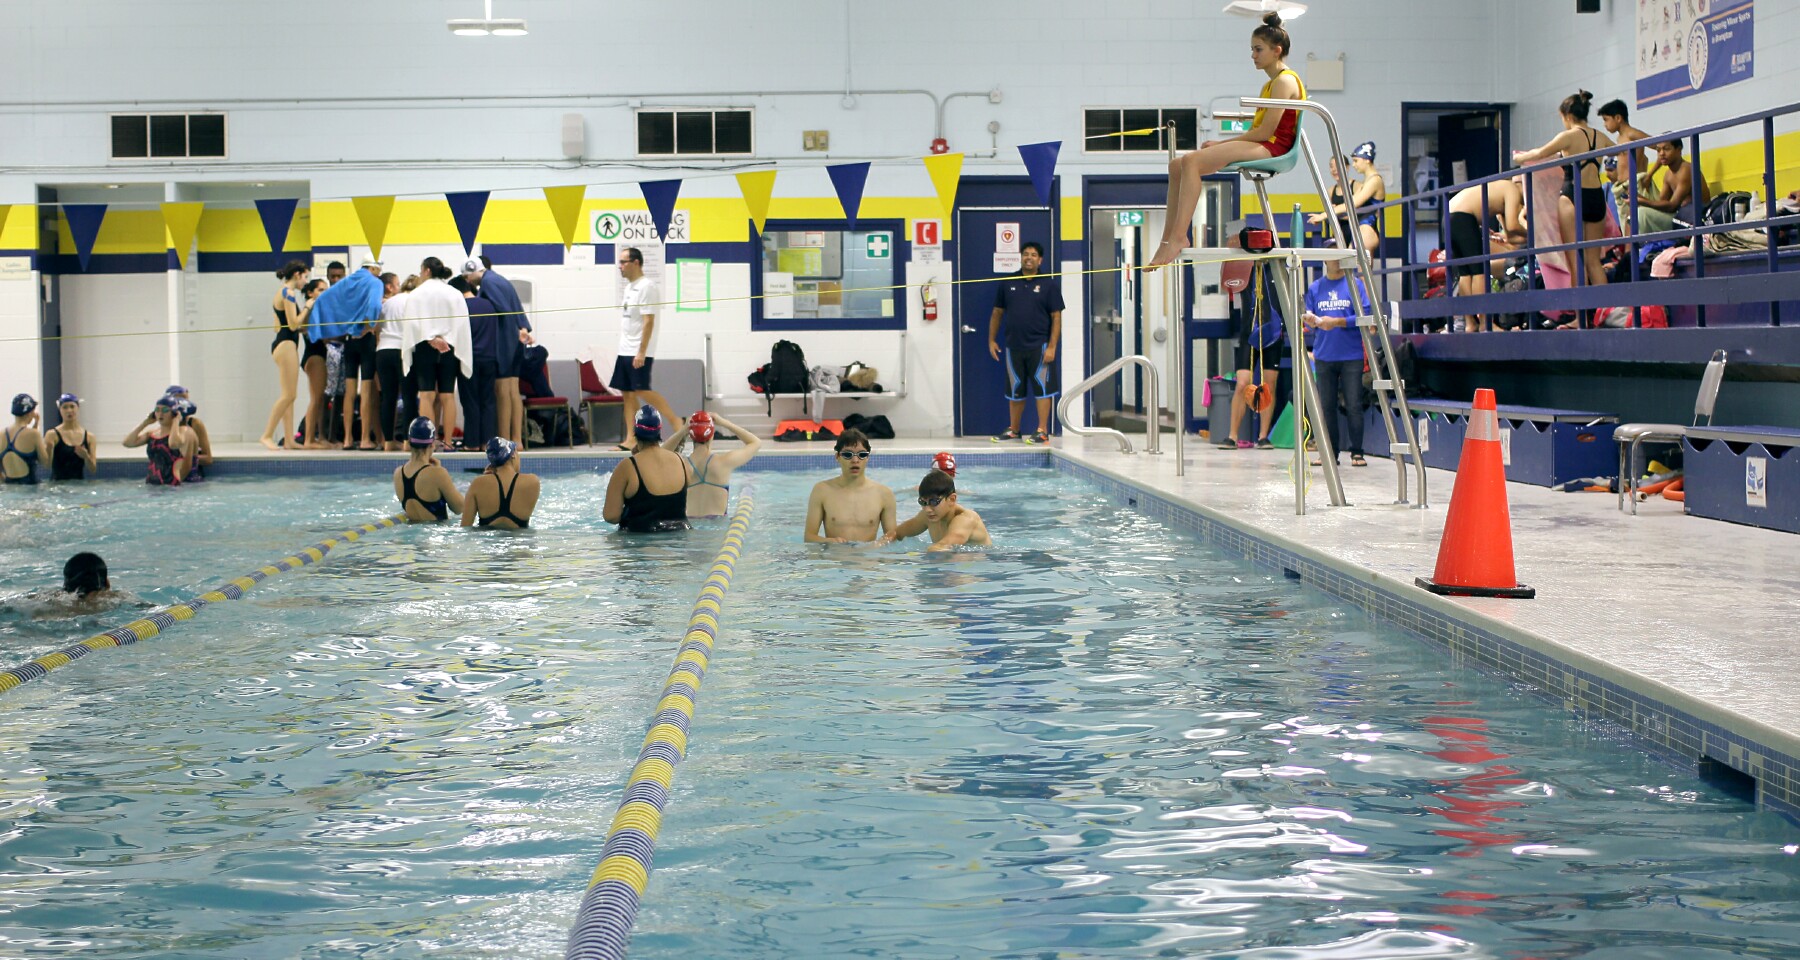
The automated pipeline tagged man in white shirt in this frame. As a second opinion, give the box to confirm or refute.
[611,246,680,450]
[399,257,473,447]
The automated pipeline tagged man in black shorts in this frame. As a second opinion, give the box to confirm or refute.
[611,247,679,450]
[340,260,383,448]
[1445,177,1525,331]
[987,242,1064,444]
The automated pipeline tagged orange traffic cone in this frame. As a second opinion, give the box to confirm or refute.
[1416,388,1536,599]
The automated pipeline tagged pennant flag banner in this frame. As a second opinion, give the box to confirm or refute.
[254,198,299,254]
[826,162,871,228]
[352,196,397,260]
[639,178,683,243]
[0,205,13,247]
[922,152,964,220]
[543,185,587,250]
[1018,141,1062,208]
[159,202,204,270]
[64,204,107,273]
[735,170,776,236]
[445,191,490,256]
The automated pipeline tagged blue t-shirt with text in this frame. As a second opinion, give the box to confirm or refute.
[1305,273,1368,363]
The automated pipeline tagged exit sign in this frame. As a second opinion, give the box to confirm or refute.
[1219,118,1252,134]
[1115,210,1145,226]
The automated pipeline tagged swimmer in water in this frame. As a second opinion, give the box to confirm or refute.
[3,394,42,485]
[122,395,193,486]
[44,393,98,481]
[883,468,991,551]
[393,417,464,523]
[464,437,539,529]
[663,411,761,519]
[605,405,692,532]
[803,428,896,544]
[16,552,133,619]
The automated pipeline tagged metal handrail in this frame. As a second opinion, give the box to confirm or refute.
[1057,354,1162,455]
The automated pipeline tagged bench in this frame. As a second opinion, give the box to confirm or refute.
[1360,398,1617,486]
[1682,425,1800,533]
[706,333,908,423]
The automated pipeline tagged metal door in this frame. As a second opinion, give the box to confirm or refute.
[1437,111,1504,184]
[37,200,62,404]
[954,206,1055,437]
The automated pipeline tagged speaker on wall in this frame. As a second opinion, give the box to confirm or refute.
[1576,0,1601,12]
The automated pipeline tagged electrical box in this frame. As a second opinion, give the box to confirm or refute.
[803,130,830,152]
[561,113,586,159]
[1306,53,1346,92]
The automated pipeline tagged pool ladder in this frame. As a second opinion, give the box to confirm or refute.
[1057,355,1164,455]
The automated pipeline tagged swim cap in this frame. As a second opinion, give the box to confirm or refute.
[63,552,109,598]
[633,404,663,441]
[165,384,188,397]
[486,436,517,467]
[10,394,36,416]
[58,393,80,406]
[1351,140,1377,162]
[153,395,175,411]
[174,399,197,418]
[932,452,957,477]
[688,411,715,444]
[407,416,437,446]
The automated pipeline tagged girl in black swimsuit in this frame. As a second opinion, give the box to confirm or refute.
[46,394,96,480]
[393,417,463,522]
[262,260,310,450]
[603,406,694,532]
[462,437,539,529]
[1514,90,1615,290]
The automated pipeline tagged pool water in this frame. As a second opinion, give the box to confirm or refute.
[1,467,1797,959]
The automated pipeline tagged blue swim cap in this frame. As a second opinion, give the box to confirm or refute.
[486,436,517,467]
[174,399,197,418]
[406,416,437,446]
[10,394,36,416]
[154,394,175,410]
[165,384,188,397]
[1351,140,1377,162]
[633,404,663,441]
[58,393,80,406]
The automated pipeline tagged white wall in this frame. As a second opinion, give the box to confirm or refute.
[59,274,172,440]
[0,270,37,402]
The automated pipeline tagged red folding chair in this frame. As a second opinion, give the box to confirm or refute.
[579,359,625,447]
[521,361,574,449]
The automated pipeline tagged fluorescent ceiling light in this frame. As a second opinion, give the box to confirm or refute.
[1222,0,1307,18]
[447,0,527,36]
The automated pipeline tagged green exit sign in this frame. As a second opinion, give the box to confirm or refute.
[1219,118,1253,134]
[1115,210,1145,227]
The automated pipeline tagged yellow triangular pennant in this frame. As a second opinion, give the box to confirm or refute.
[352,196,396,260]
[159,202,204,270]
[922,152,965,220]
[735,170,777,236]
[0,205,13,247]
[543,185,588,250]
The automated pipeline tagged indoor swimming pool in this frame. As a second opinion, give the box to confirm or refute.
[1,467,1797,959]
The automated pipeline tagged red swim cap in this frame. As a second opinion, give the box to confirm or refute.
[932,451,956,477]
[689,411,715,443]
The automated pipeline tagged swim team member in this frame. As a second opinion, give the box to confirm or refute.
[662,411,761,519]
[605,406,692,532]
[3,394,41,485]
[803,428,896,544]
[463,437,539,529]
[161,385,212,473]
[883,469,991,552]
[123,395,194,486]
[45,393,97,481]
[393,418,464,523]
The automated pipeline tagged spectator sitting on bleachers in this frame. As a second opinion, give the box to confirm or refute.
[1632,138,1710,237]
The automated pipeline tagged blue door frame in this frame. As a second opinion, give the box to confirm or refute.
[953,176,1061,438]
[1080,174,1236,431]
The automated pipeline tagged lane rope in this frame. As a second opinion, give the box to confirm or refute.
[564,488,756,960]
[0,513,405,696]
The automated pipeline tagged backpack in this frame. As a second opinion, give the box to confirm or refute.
[769,340,809,394]
[843,362,879,391]
[747,364,769,393]
[809,365,841,393]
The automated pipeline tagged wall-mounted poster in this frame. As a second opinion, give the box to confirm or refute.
[1637,0,1753,108]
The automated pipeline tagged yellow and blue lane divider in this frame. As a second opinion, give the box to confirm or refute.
[565,489,756,960]
[0,514,405,696]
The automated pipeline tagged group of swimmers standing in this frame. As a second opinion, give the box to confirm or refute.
[4,388,210,486]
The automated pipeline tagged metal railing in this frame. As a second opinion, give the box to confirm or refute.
[1354,100,1800,329]
[1058,354,1163,455]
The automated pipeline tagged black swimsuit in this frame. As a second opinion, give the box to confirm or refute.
[620,458,689,533]
[145,433,178,486]
[273,290,301,353]
[49,427,89,480]
[1562,129,1609,224]
[477,471,530,528]
[2,427,38,485]
[400,463,449,521]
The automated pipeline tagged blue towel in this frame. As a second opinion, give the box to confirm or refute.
[307,268,384,341]
[480,270,530,370]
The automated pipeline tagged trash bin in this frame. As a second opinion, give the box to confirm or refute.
[1205,377,1235,440]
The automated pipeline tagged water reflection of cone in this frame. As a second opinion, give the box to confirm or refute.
[1416,388,1536,599]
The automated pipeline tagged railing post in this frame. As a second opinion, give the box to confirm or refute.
[1692,131,1706,327]
[1627,147,1642,326]
[1765,116,1782,327]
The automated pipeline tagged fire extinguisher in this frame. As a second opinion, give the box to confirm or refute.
[922,282,939,321]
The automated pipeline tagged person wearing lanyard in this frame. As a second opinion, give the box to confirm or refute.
[987,242,1064,445]
[1302,257,1372,468]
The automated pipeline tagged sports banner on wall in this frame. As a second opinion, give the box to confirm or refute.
[1637,0,1753,108]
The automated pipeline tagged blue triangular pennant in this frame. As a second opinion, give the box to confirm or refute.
[638,179,683,242]
[445,191,490,255]
[826,162,871,227]
[64,204,107,272]
[255,198,299,254]
[1018,141,1062,208]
